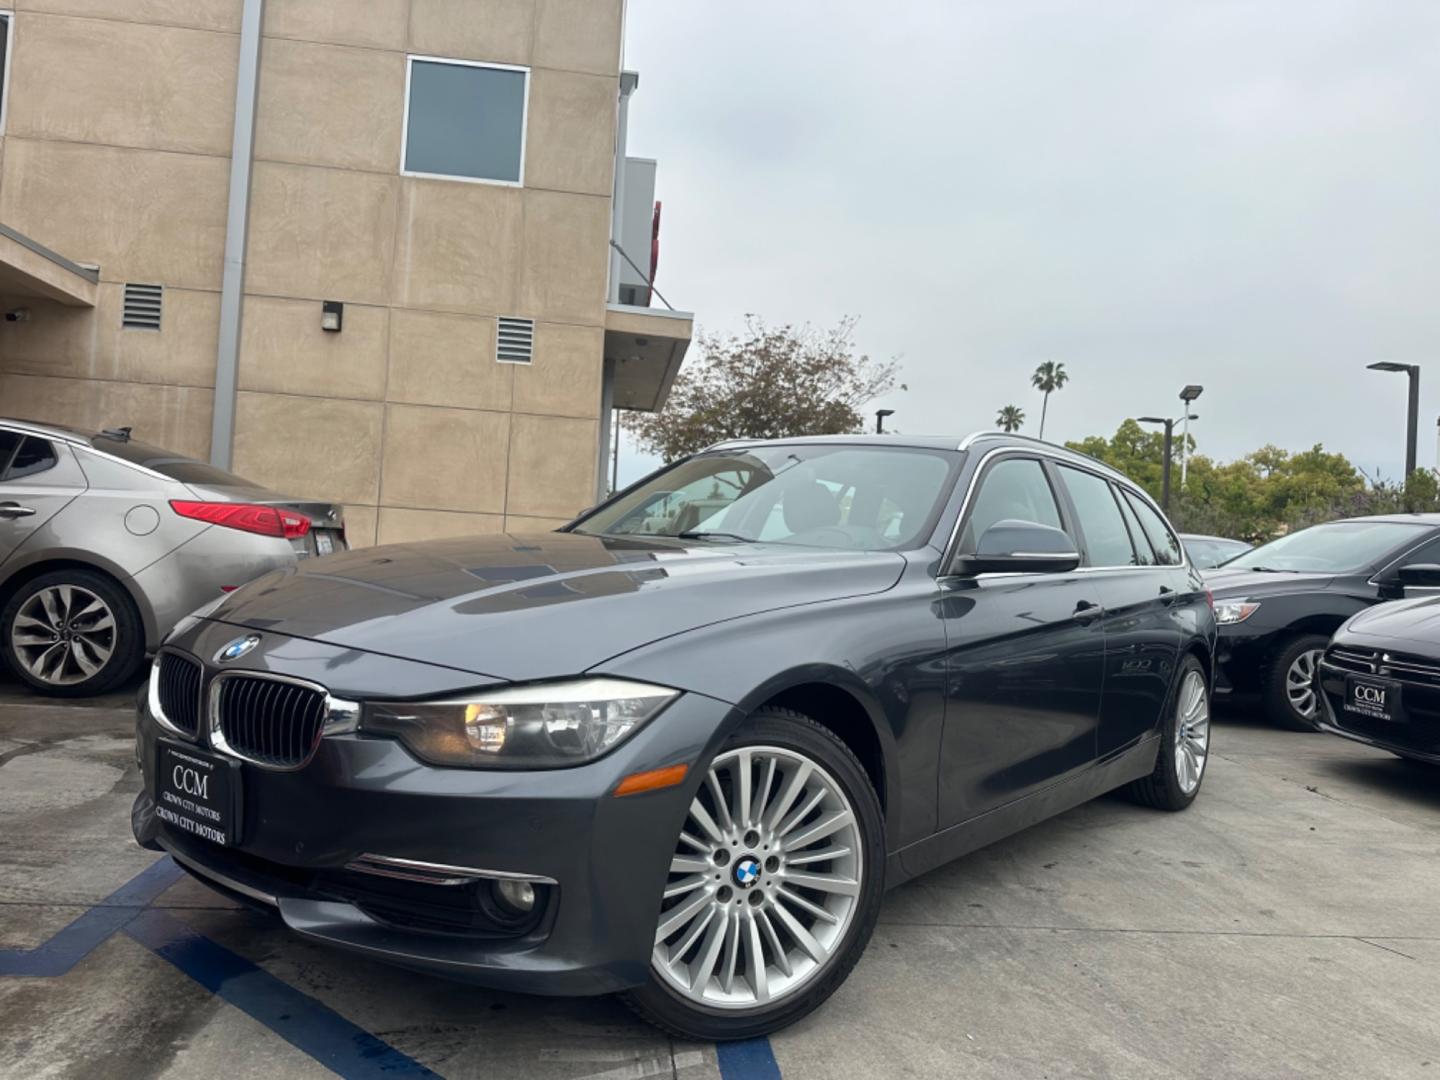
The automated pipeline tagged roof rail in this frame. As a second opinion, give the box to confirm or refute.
[958,430,1127,482]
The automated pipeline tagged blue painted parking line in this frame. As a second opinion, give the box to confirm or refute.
[3,854,783,1078]
[716,1037,782,1080]
[125,908,438,1079]
[0,857,184,976]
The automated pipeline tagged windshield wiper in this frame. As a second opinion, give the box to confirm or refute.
[675,531,757,543]
[1245,566,1297,573]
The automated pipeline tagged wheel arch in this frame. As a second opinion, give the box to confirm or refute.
[0,555,155,643]
[730,666,899,843]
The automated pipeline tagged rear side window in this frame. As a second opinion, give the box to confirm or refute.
[3,437,57,481]
[0,430,20,474]
[1123,491,1184,566]
[1057,466,1135,567]
[962,457,1063,551]
[1116,494,1156,566]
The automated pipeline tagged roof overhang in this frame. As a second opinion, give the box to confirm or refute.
[0,224,98,306]
[604,303,693,412]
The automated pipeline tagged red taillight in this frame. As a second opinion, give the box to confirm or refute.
[170,500,311,539]
[1205,589,1214,611]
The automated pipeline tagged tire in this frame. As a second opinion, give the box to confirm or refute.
[1264,634,1330,731]
[0,569,145,697]
[1125,655,1211,811]
[622,707,885,1041]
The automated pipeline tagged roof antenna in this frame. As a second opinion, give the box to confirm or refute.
[101,426,132,441]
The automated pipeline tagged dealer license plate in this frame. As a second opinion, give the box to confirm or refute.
[1343,675,1402,723]
[155,741,241,845]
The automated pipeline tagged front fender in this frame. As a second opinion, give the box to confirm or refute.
[592,573,948,852]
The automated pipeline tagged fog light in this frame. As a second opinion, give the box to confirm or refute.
[493,878,535,914]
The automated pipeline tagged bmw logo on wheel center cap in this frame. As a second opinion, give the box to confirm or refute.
[215,634,260,663]
[733,856,761,889]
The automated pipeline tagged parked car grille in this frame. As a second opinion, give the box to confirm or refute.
[1325,646,1440,688]
[214,673,328,768]
[156,652,203,738]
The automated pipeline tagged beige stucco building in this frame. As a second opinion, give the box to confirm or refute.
[0,0,690,546]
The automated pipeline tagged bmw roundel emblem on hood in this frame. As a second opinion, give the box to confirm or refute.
[214,634,260,663]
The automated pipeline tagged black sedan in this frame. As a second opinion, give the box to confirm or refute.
[1317,566,1440,764]
[130,433,1215,1040]
[1207,515,1440,730]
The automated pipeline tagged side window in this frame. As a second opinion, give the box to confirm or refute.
[962,457,1063,551]
[1123,491,1184,566]
[0,430,20,476]
[3,437,57,481]
[1115,489,1156,566]
[1057,466,1136,567]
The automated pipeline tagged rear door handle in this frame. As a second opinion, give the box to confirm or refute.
[1072,600,1104,623]
[0,502,35,519]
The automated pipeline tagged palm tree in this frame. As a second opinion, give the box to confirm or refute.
[995,404,1025,433]
[1030,361,1069,440]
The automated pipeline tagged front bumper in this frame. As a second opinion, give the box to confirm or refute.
[1213,624,1276,695]
[132,676,739,996]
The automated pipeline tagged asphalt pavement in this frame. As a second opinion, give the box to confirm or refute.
[2,678,1437,1079]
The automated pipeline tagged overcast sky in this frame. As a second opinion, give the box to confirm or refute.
[617,0,1440,486]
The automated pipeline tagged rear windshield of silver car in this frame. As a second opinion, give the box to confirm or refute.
[574,444,962,551]
[89,435,253,486]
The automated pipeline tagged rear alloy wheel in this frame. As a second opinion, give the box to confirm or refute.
[0,570,144,697]
[1125,655,1211,810]
[624,709,884,1040]
[1265,634,1330,731]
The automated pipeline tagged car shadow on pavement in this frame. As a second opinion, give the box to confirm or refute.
[1313,755,1440,810]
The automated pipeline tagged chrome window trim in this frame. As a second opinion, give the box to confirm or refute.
[345,853,557,887]
[940,445,1191,576]
[159,839,280,907]
[208,669,360,772]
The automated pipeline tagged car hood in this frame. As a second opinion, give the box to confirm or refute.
[1202,567,1337,597]
[1340,594,1440,645]
[203,532,907,681]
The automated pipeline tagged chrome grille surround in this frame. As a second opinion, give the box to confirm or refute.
[208,670,360,771]
[150,651,203,739]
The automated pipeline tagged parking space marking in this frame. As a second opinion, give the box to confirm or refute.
[716,1038,781,1080]
[3,852,786,1079]
[0,856,183,976]
[125,907,438,1079]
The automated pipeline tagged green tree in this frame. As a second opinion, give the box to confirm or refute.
[622,316,902,462]
[995,404,1025,432]
[1030,361,1070,440]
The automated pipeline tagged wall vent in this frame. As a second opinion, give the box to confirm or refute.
[122,283,163,330]
[496,316,534,364]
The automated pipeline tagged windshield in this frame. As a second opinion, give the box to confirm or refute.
[1224,520,1430,573]
[89,434,258,486]
[573,444,960,551]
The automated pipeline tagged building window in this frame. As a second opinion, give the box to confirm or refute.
[0,12,13,135]
[402,56,529,186]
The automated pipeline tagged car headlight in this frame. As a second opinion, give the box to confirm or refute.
[362,678,679,769]
[163,593,229,643]
[1214,599,1261,625]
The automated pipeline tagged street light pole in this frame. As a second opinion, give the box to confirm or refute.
[875,409,894,434]
[1139,416,1175,511]
[1179,384,1203,488]
[1367,363,1421,477]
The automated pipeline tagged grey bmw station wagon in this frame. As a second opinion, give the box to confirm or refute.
[132,433,1215,1039]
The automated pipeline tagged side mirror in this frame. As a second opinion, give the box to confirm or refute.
[1395,563,1440,591]
[952,519,1081,576]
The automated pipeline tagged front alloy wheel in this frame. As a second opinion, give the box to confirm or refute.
[625,710,884,1040]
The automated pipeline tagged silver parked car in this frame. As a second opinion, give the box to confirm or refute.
[0,419,345,696]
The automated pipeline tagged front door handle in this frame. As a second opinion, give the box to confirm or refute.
[0,502,35,519]
[1072,600,1104,624]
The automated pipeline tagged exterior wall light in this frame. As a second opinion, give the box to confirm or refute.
[321,300,343,332]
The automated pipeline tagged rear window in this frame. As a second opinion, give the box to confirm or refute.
[89,434,253,486]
